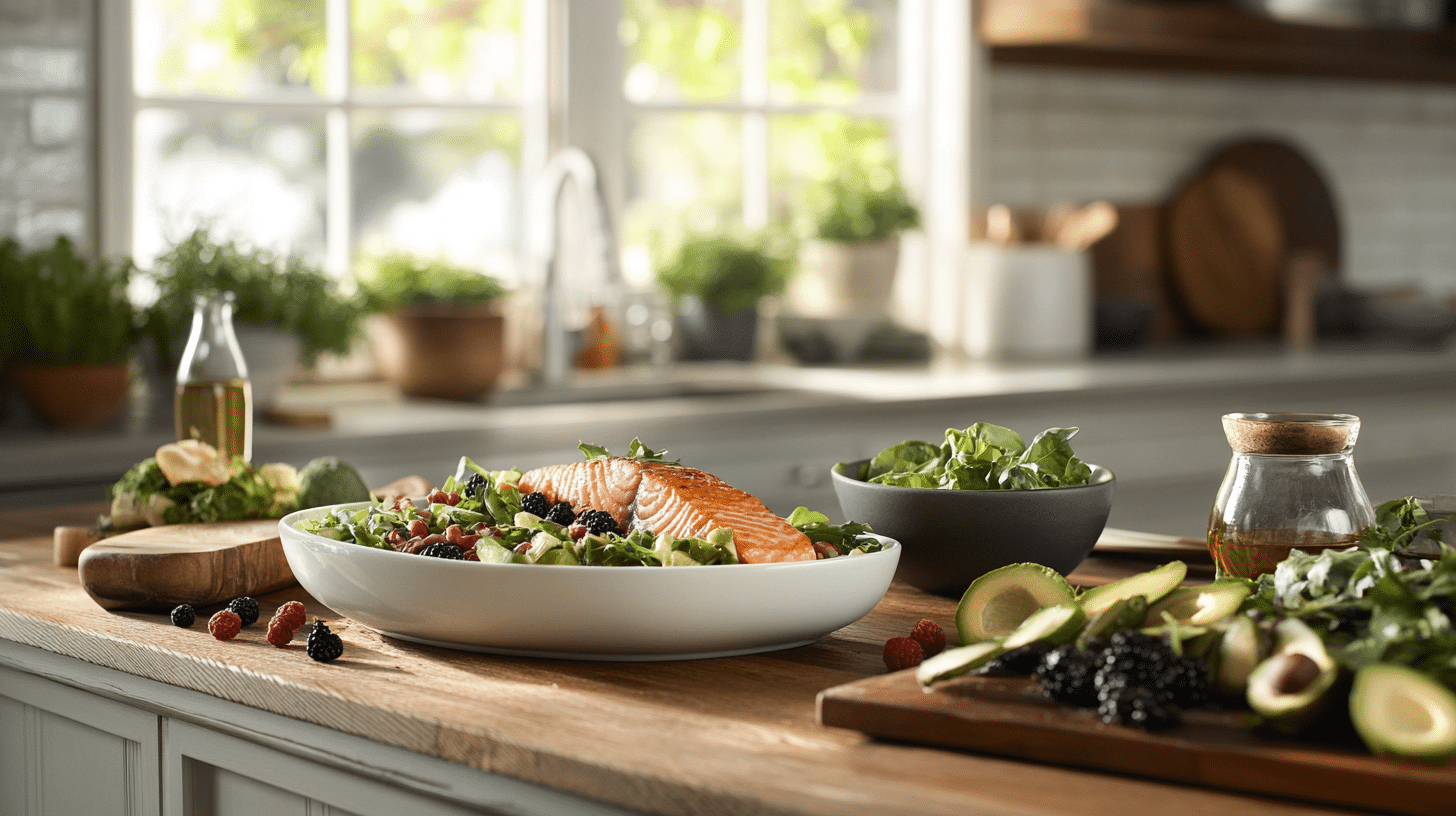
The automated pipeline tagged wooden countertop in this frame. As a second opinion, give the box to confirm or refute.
[0,505,1354,816]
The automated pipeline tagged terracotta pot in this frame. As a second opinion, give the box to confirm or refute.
[10,361,132,431]
[368,304,505,401]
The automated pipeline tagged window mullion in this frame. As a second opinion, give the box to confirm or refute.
[324,0,352,279]
[741,0,769,230]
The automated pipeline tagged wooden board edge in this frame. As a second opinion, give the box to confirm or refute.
[816,675,1456,816]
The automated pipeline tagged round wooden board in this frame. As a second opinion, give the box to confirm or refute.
[1166,138,1342,338]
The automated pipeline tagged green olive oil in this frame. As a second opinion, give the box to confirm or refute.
[176,378,252,463]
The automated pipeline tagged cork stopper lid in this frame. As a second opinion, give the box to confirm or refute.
[1222,412,1360,455]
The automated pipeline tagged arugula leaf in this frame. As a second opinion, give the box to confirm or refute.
[785,505,882,556]
[862,423,1092,492]
[578,438,680,465]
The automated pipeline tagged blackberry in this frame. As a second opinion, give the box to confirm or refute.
[463,472,487,500]
[170,604,196,628]
[1094,631,1174,693]
[578,509,620,536]
[420,542,467,560]
[1096,684,1182,731]
[1034,645,1099,708]
[1159,654,1211,709]
[226,596,260,627]
[306,621,343,663]
[976,641,1054,677]
[545,501,576,526]
[520,491,551,517]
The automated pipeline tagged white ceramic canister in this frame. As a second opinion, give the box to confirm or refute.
[963,242,1092,359]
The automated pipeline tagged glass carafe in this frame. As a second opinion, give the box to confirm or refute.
[175,292,252,462]
[1207,412,1374,579]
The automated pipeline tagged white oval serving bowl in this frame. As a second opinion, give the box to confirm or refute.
[278,502,901,661]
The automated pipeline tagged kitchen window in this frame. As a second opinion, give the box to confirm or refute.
[100,0,966,320]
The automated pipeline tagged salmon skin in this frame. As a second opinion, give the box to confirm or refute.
[518,459,815,564]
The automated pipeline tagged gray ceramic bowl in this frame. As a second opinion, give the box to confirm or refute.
[831,459,1116,598]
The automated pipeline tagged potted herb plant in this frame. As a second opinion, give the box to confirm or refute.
[656,232,790,361]
[357,254,510,401]
[146,230,363,411]
[788,162,919,320]
[3,236,139,431]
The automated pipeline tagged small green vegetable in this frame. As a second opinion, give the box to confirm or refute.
[858,422,1092,491]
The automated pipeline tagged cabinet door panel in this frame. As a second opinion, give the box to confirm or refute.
[0,665,161,816]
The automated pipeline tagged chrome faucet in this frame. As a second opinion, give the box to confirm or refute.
[528,148,621,386]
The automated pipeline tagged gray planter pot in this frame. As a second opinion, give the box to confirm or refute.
[676,298,759,362]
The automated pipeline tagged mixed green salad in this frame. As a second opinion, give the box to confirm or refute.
[105,441,371,529]
[299,449,882,567]
[855,422,1093,490]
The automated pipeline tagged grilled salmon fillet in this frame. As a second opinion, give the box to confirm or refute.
[518,459,815,563]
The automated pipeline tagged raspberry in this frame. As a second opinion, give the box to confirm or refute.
[882,636,925,671]
[272,601,307,632]
[226,596,260,627]
[909,619,946,657]
[170,604,196,628]
[208,610,242,641]
[266,618,295,647]
[306,620,344,663]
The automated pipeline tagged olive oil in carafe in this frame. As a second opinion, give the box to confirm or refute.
[1206,519,1359,579]
[176,378,252,462]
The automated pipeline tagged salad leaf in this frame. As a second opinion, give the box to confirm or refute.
[785,506,883,556]
[578,438,678,464]
[858,423,1092,492]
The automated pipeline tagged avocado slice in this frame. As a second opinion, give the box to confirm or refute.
[916,639,1006,687]
[1246,618,1343,735]
[1078,561,1187,618]
[1214,614,1265,697]
[1350,663,1456,762]
[956,563,1076,644]
[1075,595,1148,650]
[1143,578,1253,628]
[1003,602,1086,650]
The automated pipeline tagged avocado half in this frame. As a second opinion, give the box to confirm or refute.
[1350,664,1456,762]
[956,563,1075,644]
[1246,618,1343,735]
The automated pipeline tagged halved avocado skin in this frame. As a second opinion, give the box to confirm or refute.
[1246,618,1348,736]
[956,563,1076,645]
[1349,663,1456,762]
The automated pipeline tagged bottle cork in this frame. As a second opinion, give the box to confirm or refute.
[1221,412,1359,456]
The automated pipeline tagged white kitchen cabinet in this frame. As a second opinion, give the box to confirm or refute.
[0,641,637,816]
[0,665,161,816]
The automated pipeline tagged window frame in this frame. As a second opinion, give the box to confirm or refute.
[98,0,969,327]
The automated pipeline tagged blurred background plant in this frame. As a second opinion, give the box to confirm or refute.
[655,231,791,314]
[4,236,138,366]
[356,253,510,313]
[145,229,362,370]
[804,158,919,243]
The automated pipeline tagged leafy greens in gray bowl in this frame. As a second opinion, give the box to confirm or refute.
[832,423,1114,598]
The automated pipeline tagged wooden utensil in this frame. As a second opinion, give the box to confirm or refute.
[1054,200,1118,252]
[818,672,1456,816]
[78,519,292,611]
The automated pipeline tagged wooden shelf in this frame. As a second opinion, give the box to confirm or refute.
[980,0,1456,84]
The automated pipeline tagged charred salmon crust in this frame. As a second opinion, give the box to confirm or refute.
[517,458,814,564]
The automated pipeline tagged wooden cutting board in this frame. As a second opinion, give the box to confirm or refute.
[818,672,1455,816]
[76,519,293,611]
[1166,138,1342,338]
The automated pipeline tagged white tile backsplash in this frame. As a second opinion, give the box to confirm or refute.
[986,66,1456,293]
